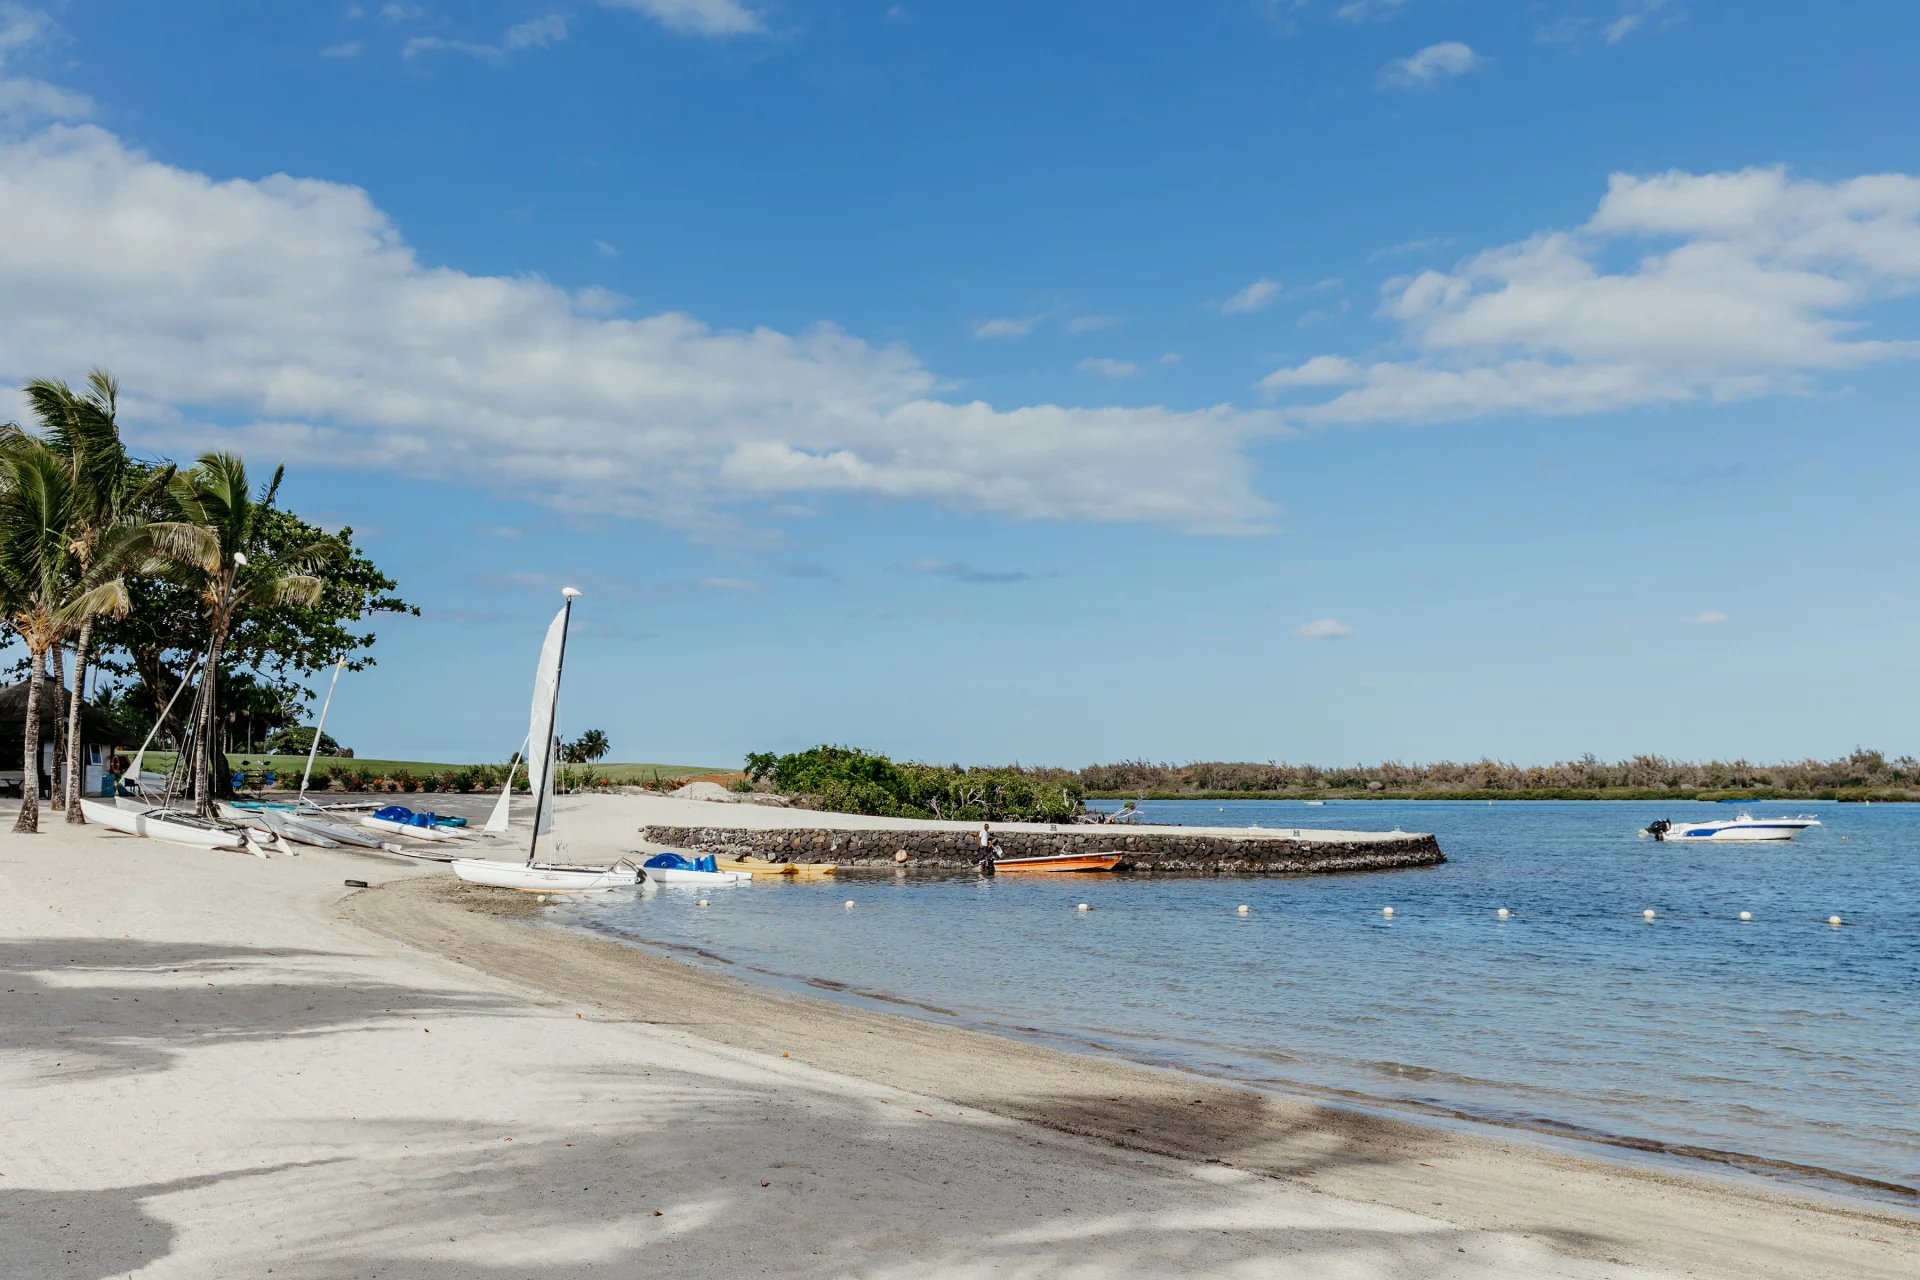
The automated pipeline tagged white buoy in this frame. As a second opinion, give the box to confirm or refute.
[536,895,547,903]
[894,850,908,863]
[1827,915,1843,927]
[1076,903,1091,913]
[843,900,856,910]
[1236,904,1250,915]
[696,899,709,908]
[1642,908,1657,920]
[1381,906,1394,918]
[1496,907,1510,919]
[1739,910,1752,922]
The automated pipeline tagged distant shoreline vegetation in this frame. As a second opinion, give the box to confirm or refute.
[742,748,1919,817]
[1077,749,1918,803]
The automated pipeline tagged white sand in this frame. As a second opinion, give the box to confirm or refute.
[2,796,1911,1278]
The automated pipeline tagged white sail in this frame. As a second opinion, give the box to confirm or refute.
[525,604,569,837]
[482,737,526,835]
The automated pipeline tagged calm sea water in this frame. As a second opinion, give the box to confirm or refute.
[560,800,1919,1201]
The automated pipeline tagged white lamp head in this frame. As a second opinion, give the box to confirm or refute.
[561,586,583,599]
[233,551,248,567]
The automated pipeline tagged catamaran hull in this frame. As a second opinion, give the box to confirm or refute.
[80,799,248,850]
[643,867,751,885]
[451,858,641,892]
[362,815,465,841]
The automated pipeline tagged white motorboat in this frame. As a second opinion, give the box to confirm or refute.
[81,798,251,851]
[451,589,641,894]
[1640,813,1822,842]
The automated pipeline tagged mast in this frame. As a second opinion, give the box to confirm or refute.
[526,587,579,866]
[298,658,347,805]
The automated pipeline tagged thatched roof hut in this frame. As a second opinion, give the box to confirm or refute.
[0,682,131,744]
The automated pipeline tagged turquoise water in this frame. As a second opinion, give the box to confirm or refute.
[562,800,1919,1201]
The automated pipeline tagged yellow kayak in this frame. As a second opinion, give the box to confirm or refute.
[717,859,836,878]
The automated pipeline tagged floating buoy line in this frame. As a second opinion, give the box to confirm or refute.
[657,892,1867,930]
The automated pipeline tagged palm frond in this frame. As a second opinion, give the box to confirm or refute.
[51,577,131,630]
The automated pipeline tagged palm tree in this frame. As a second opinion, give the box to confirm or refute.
[167,454,338,810]
[0,439,161,832]
[12,372,213,821]
[564,728,610,765]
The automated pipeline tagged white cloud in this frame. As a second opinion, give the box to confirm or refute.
[320,41,364,59]
[379,2,425,20]
[1258,355,1362,392]
[597,0,766,37]
[1076,356,1140,379]
[0,123,1281,533]
[1295,618,1352,640]
[592,238,619,257]
[1378,41,1482,91]
[1335,0,1409,21]
[1159,352,1182,365]
[1258,167,1920,425]
[1065,313,1121,333]
[1219,277,1281,314]
[698,577,765,593]
[971,313,1044,340]
[1605,1,1673,44]
[1368,236,1451,262]
[404,14,568,62]
[1683,610,1728,625]
[0,5,91,122]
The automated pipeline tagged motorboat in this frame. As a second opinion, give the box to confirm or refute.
[1640,813,1822,842]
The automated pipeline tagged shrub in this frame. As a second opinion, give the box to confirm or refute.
[305,770,331,792]
[350,766,378,791]
[450,768,476,794]
[418,773,439,793]
[393,769,417,793]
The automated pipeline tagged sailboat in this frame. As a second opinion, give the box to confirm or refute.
[81,649,268,854]
[452,588,641,892]
[216,657,400,850]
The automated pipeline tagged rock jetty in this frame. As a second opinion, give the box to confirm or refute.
[642,825,1444,874]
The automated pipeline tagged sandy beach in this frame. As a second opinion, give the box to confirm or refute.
[4,793,1915,1279]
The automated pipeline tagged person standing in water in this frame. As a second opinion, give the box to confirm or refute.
[977,822,996,873]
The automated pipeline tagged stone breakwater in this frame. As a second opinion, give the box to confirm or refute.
[643,826,1445,875]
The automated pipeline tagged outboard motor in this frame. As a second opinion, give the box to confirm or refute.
[1646,818,1671,842]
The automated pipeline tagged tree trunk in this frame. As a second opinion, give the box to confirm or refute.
[14,651,45,833]
[64,617,95,822]
[193,632,225,814]
[48,645,67,811]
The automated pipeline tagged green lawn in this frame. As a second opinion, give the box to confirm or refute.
[140,753,727,784]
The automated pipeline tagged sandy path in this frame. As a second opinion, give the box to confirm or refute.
[2,802,1913,1278]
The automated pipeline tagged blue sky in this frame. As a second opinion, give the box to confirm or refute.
[2,0,1917,768]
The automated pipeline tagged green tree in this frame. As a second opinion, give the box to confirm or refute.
[163,454,338,809]
[0,438,167,831]
[95,499,412,745]
[12,372,213,820]
[562,728,609,764]
[263,725,344,756]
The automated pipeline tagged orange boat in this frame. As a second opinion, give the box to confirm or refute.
[988,852,1122,874]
